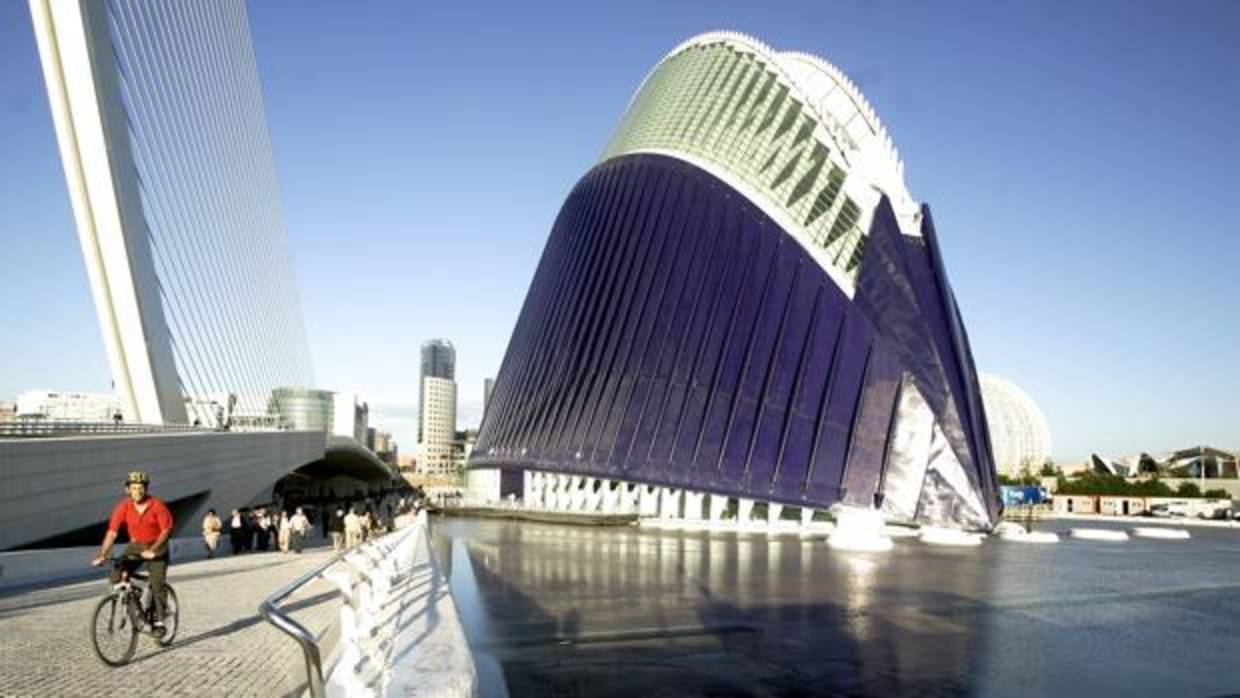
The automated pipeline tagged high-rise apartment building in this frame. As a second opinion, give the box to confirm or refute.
[418,376,457,475]
[417,339,456,443]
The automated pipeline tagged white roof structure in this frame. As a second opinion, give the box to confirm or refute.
[980,373,1053,477]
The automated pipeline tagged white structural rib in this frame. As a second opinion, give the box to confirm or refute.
[30,0,185,424]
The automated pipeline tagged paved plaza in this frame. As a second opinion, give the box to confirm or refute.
[0,545,341,697]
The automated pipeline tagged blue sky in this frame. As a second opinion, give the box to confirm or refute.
[1,1,1236,462]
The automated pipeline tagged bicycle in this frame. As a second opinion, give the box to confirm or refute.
[90,555,180,666]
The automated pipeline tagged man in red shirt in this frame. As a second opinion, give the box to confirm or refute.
[92,470,175,634]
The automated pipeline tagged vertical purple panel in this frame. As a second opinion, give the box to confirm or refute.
[747,262,817,494]
[839,345,902,508]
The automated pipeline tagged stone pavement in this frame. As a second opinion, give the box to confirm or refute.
[0,543,342,697]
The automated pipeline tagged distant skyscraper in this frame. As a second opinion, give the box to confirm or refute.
[483,378,495,419]
[418,339,456,442]
[417,339,457,474]
[418,377,457,475]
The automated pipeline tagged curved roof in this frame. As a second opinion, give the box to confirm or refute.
[980,374,1053,476]
[603,32,920,295]
[660,32,904,185]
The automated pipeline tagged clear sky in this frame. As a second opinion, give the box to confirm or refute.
[1,1,1236,463]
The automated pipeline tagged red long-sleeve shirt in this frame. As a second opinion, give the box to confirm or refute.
[107,497,174,545]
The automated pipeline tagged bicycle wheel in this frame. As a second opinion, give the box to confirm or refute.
[157,585,179,646]
[91,594,138,667]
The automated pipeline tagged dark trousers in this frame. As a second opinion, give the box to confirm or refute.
[108,542,169,620]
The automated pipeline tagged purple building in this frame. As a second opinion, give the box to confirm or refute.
[472,33,999,529]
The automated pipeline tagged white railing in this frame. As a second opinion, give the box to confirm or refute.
[262,511,476,698]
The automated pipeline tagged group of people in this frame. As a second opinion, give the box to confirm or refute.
[199,506,311,557]
[325,507,381,551]
[89,470,424,642]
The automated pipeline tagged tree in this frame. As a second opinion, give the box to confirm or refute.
[1039,460,1060,477]
[1203,488,1231,500]
[1176,482,1202,498]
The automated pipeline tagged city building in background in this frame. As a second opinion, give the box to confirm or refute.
[0,401,16,423]
[418,339,456,442]
[331,392,369,443]
[472,32,1000,529]
[372,429,398,465]
[418,376,457,475]
[979,374,1053,477]
[269,388,333,433]
[14,390,121,422]
[453,428,479,467]
[30,0,314,425]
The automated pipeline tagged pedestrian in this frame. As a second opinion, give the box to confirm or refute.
[278,510,291,553]
[328,508,345,551]
[289,507,310,553]
[256,510,271,551]
[344,508,361,548]
[202,508,222,558]
[228,509,245,555]
[247,511,260,551]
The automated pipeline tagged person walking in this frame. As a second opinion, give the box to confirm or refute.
[328,508,345,551]
[360,509,373,543]
[289,507,310,553]
[228,509,245,555]
[277,510,291,553]
[202,509,222,559]
[344,508,362,549]
[256,510,271,552]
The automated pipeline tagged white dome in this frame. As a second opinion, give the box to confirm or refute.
[980,374,1053,477]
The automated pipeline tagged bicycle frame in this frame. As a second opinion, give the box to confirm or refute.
[110,561,155,632]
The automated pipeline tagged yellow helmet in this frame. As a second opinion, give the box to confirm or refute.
[125,470,151,486]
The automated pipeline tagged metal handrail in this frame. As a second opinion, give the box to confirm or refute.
[0,420,215,438]
[258,524,420,698]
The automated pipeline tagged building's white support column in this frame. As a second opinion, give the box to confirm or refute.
[555,474,571,511]
[639,486,659,517]
[709,494,728,523]
[768,502,784,526]
[683,491,705,521]
[584,478,603,512]
[799,507,815,536]
[737,498,755,526]
[525,471,539,509]
[659,487,682,520]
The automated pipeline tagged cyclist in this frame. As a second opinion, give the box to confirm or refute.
[91,470,175,636]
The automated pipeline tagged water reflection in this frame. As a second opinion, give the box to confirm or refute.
[434,517,995,696]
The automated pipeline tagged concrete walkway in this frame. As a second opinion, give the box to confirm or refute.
[0,545,341,697]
